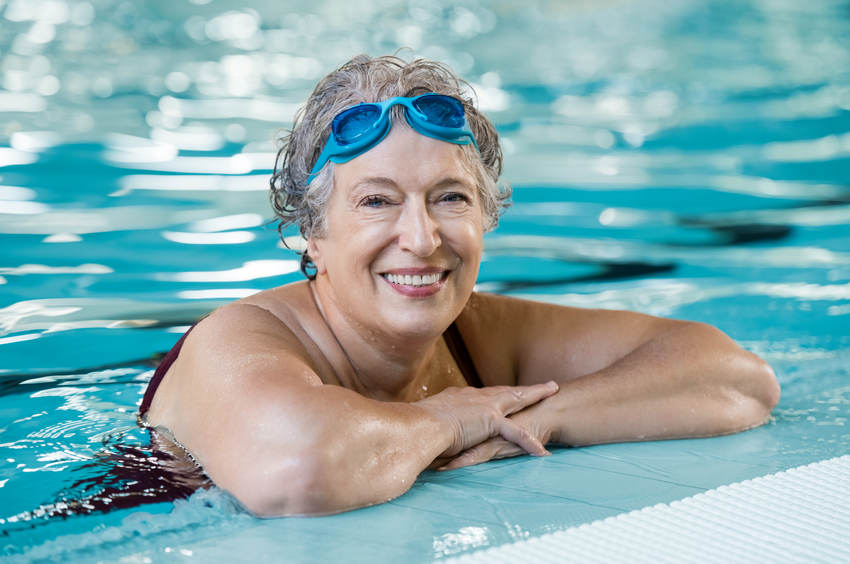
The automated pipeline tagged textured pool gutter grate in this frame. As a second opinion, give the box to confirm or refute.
[445,454,850,563]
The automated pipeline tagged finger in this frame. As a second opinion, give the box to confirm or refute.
[439,443,497,470]
[439,438,522,470]
[428,456,454,470]
[496,417,550,457]
[498,381,559,416]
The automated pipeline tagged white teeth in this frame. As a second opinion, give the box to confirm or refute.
[384,272,442,286]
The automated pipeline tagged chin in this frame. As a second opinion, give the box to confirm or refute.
[380,309,456,340]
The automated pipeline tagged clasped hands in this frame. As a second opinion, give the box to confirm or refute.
[415,381,560,471]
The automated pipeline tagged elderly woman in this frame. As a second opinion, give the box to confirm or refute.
[139,55,780,517]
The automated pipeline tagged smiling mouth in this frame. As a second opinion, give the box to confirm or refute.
[381,271,448,287]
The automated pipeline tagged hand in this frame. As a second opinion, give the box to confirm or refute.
[414,381,559,462]
[438,397,556,470]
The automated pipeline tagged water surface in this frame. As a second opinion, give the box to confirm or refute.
[1,0,849,561]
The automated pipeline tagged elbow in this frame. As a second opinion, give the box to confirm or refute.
[728,355,780,432]
[235,455,355,517]
[691,322,780,430]
[228,441,404,517]
[223,449,349,518]
[750,357,780,420]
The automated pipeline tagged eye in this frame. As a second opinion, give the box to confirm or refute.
[438,192,471,204]
[360,194,392,208]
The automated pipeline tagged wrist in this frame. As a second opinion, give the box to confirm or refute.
[529,389,566,445]
[407,399,458,458]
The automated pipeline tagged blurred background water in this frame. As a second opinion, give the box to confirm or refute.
[1,0,849,561]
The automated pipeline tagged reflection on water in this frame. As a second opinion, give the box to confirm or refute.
[1,0,850,560]
[2,435,212,523]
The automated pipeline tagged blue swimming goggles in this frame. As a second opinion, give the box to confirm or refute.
[307,93,479,184]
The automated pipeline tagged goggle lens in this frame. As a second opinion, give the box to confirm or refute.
[333,104,382,145]
[413,95,465,128]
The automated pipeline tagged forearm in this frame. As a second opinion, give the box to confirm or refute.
[310,398,450,512]
[257,387,451,516]
[536,322,779,446]
[239,381,555,516]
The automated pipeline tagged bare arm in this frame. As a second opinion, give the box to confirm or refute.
[444,294,780,468]
[149,303,557,516]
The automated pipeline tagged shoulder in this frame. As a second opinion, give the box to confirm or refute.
[454,291,574,355]
[145,293,329,492]
[236,280,315,331]
[185,301,313,365]
[186,281,328,365]
[455,292,678,385]
[182,280,333,387]
[459,291,670,338]
[145,283,325,424]
[459,291,543,320]
[456,291,578,340]
[450,292,538,385]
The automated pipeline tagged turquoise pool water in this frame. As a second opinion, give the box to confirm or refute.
[2,0,849,561]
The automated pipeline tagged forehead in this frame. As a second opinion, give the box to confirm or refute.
[332,123,477,191]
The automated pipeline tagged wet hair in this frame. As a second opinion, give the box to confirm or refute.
[269,54,510,278]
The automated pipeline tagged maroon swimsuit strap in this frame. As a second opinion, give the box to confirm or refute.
[443,321,484,388]
[138,324,197,416]
[138,321,482,416]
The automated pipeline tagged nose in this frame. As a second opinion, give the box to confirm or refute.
[397,200,441,257]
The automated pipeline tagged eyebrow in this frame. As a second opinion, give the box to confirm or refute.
[350,175,474,193]
[431,176,475,190]
[351,177,398,191]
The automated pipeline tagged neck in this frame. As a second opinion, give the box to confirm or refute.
[309,279,443,400]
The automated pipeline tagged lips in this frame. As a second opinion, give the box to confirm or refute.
[379,269,449,297]
[383,272,443,286]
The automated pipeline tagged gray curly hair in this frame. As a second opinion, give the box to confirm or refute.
[270,54,510,278]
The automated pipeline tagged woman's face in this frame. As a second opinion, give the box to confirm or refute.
[307,123,484,341]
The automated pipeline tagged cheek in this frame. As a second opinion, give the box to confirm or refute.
[309,226,387,277]
[457,212,485,247]
[445,219,484,266]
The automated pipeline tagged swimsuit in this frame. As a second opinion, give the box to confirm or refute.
[139,321,482,416]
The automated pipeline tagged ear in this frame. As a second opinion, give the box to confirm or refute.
[306,237,327,275]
